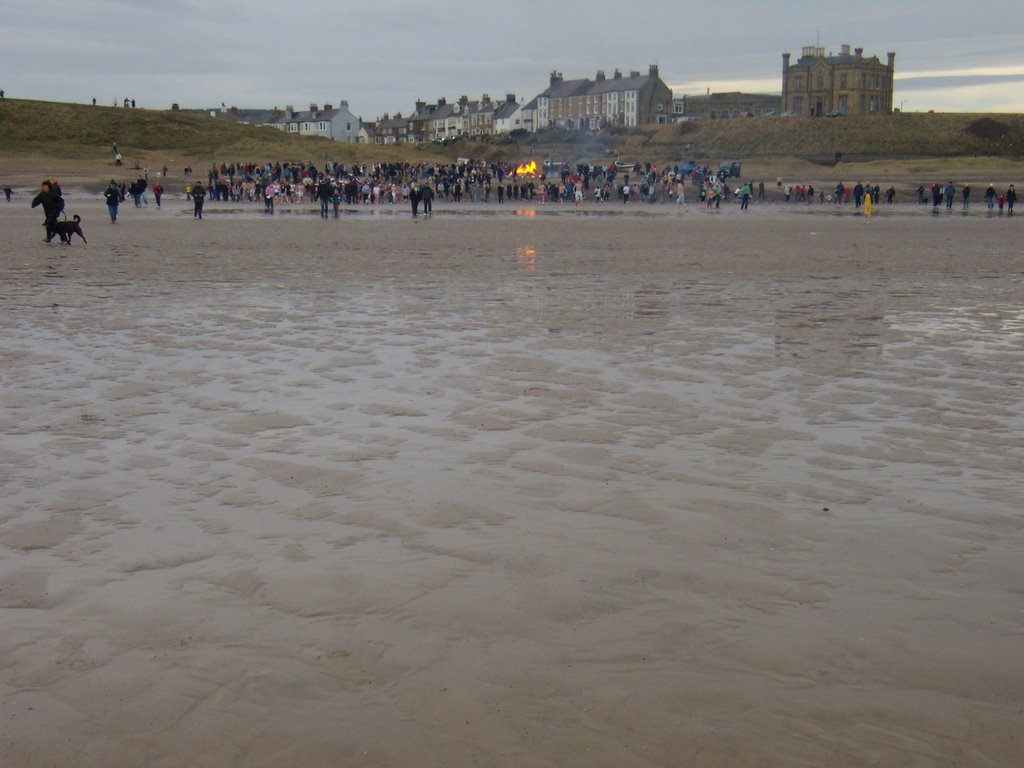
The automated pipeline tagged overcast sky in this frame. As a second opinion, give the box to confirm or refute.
[4,0,1023,118]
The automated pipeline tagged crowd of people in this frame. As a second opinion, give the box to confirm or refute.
[16,157,1019,237]
[916,181,1017,213]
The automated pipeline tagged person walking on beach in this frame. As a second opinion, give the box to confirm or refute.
[863,187,873,222]
[31,179,64,242]
[104,179,120,222]
[3,186,12,202]
[152,180,163,208]
[740,181,751,210]
[962,185,971,210]
[944,182,955,210]
[1007,184,1016,214]
[192,181,206,219]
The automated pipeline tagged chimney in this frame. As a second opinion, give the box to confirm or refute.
[309,103,318,111]
[323,103,332,110]
[482,93,491,104]
[649,64,659,78]
[613,69,622,79]
[286,105,294,117]
[382,112,389,120]
[437,97,446,106]
[339,100,348,108]
[395,112,401,119]
[855,47,863,60]
[841,43,851,56]
[506,93,516,103]
[630,70,640,79]
[596,70,606,82]
[887,51,895,68]
[550,70,563,85]
[459,94,469,106]
[415,100,425,113]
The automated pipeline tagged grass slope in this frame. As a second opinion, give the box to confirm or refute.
[1,98,1022,171]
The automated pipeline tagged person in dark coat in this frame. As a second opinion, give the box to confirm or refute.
[192,181,206,219]
[104,179,121,222]
[31,179,64,242]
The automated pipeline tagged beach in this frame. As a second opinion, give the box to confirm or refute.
[1,196,1022,767]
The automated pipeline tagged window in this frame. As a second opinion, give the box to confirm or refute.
[838,95,848,113]
[794,76,804,90]
[793,96,804,113]
[840,74,847,88]
[816,75,824,90]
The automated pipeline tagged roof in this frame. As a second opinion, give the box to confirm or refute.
[540,78,590,99]
[494,101,520,120]
[793,52,884,67]
[588,74,650,95]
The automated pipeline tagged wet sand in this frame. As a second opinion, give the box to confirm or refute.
[1,197,1022,767]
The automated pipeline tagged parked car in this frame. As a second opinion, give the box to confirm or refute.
[718,161,741,178]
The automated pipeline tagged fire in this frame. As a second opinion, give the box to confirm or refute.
[513,160,539,177]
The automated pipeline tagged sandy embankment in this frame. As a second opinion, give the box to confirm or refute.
[0,197,1022,767]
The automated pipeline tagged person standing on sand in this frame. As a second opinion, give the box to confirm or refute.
[1007,184,1016,214]
[192,181,206,219]
[944,182,956,210]
[420,183,434,216]
[104,179,120,222]
[984,184,996,212]
[409,182,421,218]
[863,187,873,222]
[675,181,688,213]
[4,186,12,202]
[316,177,332,219]
[152,180,163,208]
[263,181,275,214]
[962,185,971,210]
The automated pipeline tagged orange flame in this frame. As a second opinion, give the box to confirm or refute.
[513,160,539,177]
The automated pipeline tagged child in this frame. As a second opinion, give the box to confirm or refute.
[997,194,1006,214]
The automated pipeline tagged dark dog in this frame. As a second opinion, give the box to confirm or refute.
[51,214,87,244]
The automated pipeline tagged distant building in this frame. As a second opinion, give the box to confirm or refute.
[264,101,362,142]
[674,92,781,119]
[493,95,524,134]
[782,44,895,116]
[538,65,673,129]
[373,112,412,144]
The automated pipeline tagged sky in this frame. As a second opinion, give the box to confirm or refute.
[3,0,1023,119]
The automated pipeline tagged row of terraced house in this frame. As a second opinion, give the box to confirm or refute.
[209,46,894,144]
[211,63,673,145]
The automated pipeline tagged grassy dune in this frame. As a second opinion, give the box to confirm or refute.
[1,98,1022,190]
[623,113,1024,162]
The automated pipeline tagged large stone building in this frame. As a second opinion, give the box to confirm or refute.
[538,65,673,129]
[782,44,895,116]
